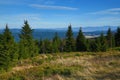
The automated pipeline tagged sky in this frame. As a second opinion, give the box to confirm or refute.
[0,0,120,29]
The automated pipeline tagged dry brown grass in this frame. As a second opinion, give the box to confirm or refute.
[0,51,120,80]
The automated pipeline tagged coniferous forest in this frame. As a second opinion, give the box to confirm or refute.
[0,21,120,80]
[0,20,119,70]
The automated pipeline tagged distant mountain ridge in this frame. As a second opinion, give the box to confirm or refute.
[0,26,118,41]
[53,26,118,32]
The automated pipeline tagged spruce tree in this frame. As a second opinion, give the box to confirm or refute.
[115,27,120,47]
[52,32,61,53]
[0,25,17,71]
[89,38,101,52]
[0,34,8,71]
[19,21,38,59]
[106,28,115,48]
[65,24,75,52]
[59,39,66,52]
[76,27,87,51]
[99,33,107,52]
[39,39,53,54]
[89,40,96,52]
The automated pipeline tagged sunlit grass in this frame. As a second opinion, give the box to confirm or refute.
[0,50,120,80]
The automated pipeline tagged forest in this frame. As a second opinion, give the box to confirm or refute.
[0,20,120,75]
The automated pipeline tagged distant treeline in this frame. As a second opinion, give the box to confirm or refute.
[0,20,120,72]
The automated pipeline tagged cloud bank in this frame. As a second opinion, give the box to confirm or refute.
[90,8,120,15]
[30,4,78,10]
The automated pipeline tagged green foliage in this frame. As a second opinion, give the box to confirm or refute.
[74,53,81,56]
[19,21,33,40]
[115,27,120,47]
[19,21,38,59]
[89,33,108,52]
[99,33,108,52]
[52,32,61,53]
[106,27,115,48]
[9,76,25,80]
[1,22,120,77]
[42,66,72,76]
[0,50,120,80]
[65,24,75,52]
[89,40,99,52]
[0,25,18,71]
[59,39,66,52]
[76,27,87,52]
[61,68,72,76]
[112,47,120,51]
[39,39,52,53]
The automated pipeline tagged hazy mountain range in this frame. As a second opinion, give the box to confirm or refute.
[0,26,118,41]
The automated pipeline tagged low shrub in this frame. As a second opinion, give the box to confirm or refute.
[9,76,25,80]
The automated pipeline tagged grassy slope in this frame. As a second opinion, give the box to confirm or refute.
[0,50,120,80]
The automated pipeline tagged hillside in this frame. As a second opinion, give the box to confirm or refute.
[0,26,117,40]
[0,50,120,80]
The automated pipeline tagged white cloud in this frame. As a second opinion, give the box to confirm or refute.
[0,14,42,28]
[0,13,71,29]
[83,17,120,26]
[90,8,120,15]
[30,4,78,10]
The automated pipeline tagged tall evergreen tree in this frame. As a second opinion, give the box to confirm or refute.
[99,33,107,52]
[115,27,120,47]
[19,21,38,59]
[52,32,61,53]
[0,33,9,71]
[0,25,17,71]
[20,21,33,40]
[65,24,75,52]
[106,28,115,48]
[76,27,87,51]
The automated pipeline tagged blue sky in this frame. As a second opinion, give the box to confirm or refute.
[0,0,120,29]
